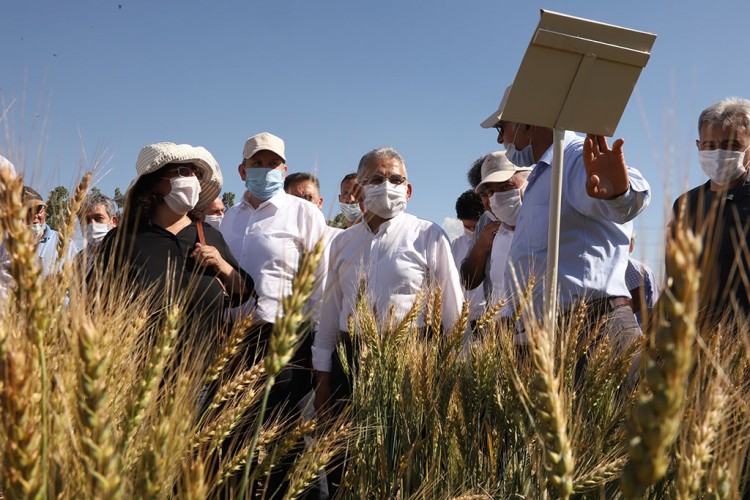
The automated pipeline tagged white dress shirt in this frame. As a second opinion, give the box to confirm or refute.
[450,234,486,321]
[488,226,514,304]
[220,191,328,324]
[312,212,464,372]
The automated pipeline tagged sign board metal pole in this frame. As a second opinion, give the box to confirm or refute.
[545,128,566,329]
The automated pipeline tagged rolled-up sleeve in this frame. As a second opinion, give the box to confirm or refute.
[567,154,651,224]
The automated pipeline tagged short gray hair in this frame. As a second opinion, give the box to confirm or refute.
[81,193,117,220]
[356,147,406,181]
[698,97,750,135]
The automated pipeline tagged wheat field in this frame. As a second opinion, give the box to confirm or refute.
[0,170,748,499]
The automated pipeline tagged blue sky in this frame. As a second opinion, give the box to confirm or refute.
[1,0,746,272]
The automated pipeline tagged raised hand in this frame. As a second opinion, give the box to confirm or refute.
[583,134,630,199]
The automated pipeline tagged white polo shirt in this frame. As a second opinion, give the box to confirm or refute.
[220,191,328,324]
[312,212,464,372]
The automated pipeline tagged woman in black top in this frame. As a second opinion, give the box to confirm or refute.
[96,142,253,352]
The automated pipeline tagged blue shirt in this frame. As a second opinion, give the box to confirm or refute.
[37,224,78,276]
[504,132,650,313]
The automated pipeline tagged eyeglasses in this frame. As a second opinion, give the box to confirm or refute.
[494,123,504,136]
[162,165,204,181]
[364,174,407,186]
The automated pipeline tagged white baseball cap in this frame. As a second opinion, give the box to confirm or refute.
[476,150,531,191]
[243,132,286,162]
[480,85,513,129]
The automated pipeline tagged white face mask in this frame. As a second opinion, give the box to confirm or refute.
[463,227,474,239]
[85,223,111,247]
[163,176,202,215]
[699,148,749,185]
[339,202,362,222]
[204,214,223,228]
[489,187,523,226]
[363,181,408,219]
[31,223,44,238]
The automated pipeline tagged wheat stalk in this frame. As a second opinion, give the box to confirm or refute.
[76,317,123,498]
[525,322,574,498]
[120,301,180,456]
[0,348,43,499]
[203,312,256,385]
[55,172,90,272]
[675,382,725,499]
[238,239,324,497]
[621,222,701,498]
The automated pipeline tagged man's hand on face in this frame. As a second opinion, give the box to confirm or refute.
[476,221,501,252]
[583,134,630,199]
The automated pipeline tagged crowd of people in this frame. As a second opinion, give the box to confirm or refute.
[1,94,750,498]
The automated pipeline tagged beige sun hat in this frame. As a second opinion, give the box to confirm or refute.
[475,151,531,191]
[480,85,513,129]
[0,155,16,176]
[127,142,223,210]
[243,132,286,162]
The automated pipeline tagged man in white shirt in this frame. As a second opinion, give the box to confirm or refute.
[313,146,464,406]
[312,146,464,495]
[219,132,328,498]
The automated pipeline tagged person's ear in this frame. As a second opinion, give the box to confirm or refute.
[238,163,246,181]
[317,196,323,210]
[695,139,700,151]
[111,215,118,228]
[406,183,413,201]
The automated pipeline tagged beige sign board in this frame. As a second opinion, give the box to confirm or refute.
[502,10,657,136]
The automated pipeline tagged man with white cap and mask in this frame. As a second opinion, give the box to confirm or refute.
[672,97,750,326]
[481,85,650,352]
[461,151,531,303]
[220,131,328,497]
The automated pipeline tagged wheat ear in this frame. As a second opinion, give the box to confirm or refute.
[0,349,43,499]
[675,383,725,500]
[0,169,51,489]
[76,317,123,498]
[55,172,90,271]
[526,322,574,498]
[621,223,701,498]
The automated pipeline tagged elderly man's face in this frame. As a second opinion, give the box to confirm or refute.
[84,204,116,227]
[360,157,412,201]
[697,123,750,161]
[287,180,322,209]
